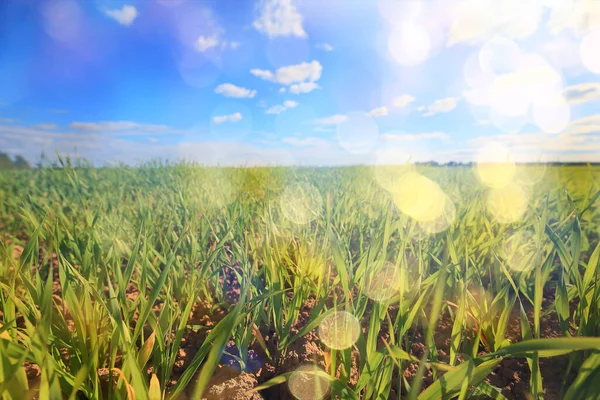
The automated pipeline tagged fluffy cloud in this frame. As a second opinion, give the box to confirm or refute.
[447,1,543,45]
[380,132,449,142]
[313,114,347,125]
[422,97,459,117]
[104,5,137,26]
[251,60,322,85]
[465,114,600,162]
[266,100,299,114]
[253,0,306,38]
[563,83,600,104]
[196,35,220,52]
[547,1,600,36]
[212,113,243,124]
[289,82,320,94]
[393,95,415,108]
[316,43,334,52]
[367,106,389,117]
[195,35,239,53]
[214,83,257,98]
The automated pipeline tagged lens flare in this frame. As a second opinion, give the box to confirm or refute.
[533,95,570,134]
[336,112,379,154]
[372,148,415,192]
[580,30,600,74]
[288,365,330,400]
[487,182,529,223]
[502,230,538,272]
[318,311,360,350]
[475,142,516,188]
[515,162,547,186]
[479,37,521,75]
[41,0,83,44]
[417,194,457,234]
[388,22,431,66]
[280,183,323,225]
[391,172,446,222]
[363,261,401,302]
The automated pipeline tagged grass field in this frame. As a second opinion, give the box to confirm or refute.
[1,157,600,399]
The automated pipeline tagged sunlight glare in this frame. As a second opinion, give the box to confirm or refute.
[487,182,529,223]
[418,194,457,234]
[280,183,323,225]
[533,95,570,134]
[580,30,600,74]
[391,172,446,222]
[318,311,361,350]
[502,230,538,272]
[336,112,379,154]
[363,261,401,302]
[475,142,516,188]
[388,22,431,66]
[288,365,330,400]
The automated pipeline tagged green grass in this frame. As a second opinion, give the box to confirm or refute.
[1,158,600,399]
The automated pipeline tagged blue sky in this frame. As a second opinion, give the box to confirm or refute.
[1,0,600,166]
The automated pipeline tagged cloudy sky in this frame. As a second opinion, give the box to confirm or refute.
[1,0,600,166]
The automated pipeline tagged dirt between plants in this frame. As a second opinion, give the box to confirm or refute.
[8,249,577,400]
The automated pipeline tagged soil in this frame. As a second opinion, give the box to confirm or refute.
[5,245,578,400]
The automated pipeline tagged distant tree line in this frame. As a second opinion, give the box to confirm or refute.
[0,152,31,169]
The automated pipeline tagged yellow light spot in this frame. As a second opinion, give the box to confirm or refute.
[280,183,323,225]
[363,261,401,302]
[288,365,330,400]
[318,311,360,350]
[502,230,537,272]
[487,182,529,223]
[391,172,446,222]
[515,163,547,186]
[418,194,456,234]
[475,141,515,188]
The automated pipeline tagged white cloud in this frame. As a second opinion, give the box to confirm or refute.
[289,82,320,94]
[266,100,299,114]
[547,1,600,36]
[380,132,449,142]
[253,0,307,38]
[422,97,459,117]
[196,35,220,52]
[316,43,334,52]
[447,1,543,45]
[104,5,137,26]
[314,114,347,125]
[33,123,58,130]
[214,83,257,98]
[563,83,600,105]
[540,35,584,72]
[393,95,415,108]
[195,34,240,52]
[69,121,184,134]
[367,106,389,117]
[212,112,243,124]
[251,60,322,85]
[282,136,326,147]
